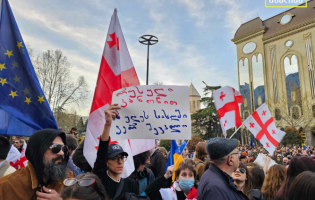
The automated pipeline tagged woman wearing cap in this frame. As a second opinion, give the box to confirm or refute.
[92,104,138,199]
[145,162,197,200]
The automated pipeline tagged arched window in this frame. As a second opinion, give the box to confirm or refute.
[197,100,200,108]
[284,55,301,115]
[275,109,281,121]
[252,54,265,109]
[292,107,299,119]
[193,101,195,108]
[239,58,250,119]
[312,105,315,117]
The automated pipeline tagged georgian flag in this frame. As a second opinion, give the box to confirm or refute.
[243,103,286,155]
[83,9,155,178]
[213,86,242,137]
[7,145,21,169]
[19,142,27,168]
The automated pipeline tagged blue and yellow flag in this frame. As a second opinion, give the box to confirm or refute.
[0,0,58,136]
[165,140,188,181]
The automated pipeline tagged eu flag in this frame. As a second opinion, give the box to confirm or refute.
[0,0,58,136]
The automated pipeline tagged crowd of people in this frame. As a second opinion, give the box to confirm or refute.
[0,104,315,200]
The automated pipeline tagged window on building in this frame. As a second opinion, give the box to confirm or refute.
[239,58,251,119]
[252,54,265,110]
[275,109,281,121]
[193,101,195,108]
[244,111,249,119]
[197,100,199,108]
[292,107,299,119]
[284,55,301,115]
[312,105,315,118]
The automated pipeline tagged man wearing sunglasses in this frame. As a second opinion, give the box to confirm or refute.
[0,129,74,200]
[197,137,249,200]
[93,104,138,199]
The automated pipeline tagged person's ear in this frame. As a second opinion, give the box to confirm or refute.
[176,176,179,183]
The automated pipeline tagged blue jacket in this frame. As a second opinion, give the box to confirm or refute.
[197,164,249,200]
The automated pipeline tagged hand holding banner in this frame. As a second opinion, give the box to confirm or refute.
[110,85,191,140]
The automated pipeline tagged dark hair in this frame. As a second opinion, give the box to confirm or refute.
[238,162,254,199]
[195,142,207,161]
[277,156,315,200]
[287,171,315,200]
[0,136,10,160]
[250,167,265,190]
[240,155,247,160]
[61,172,108,200]
[175,162,196,180]
[133,151,149,170]
[72,139,92,172]
[66,135,78,151]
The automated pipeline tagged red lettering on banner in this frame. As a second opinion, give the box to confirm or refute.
[252,111,279,147]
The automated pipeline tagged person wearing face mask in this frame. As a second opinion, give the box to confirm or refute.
[145,162,197,200]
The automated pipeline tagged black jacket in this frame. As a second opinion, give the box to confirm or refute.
[93,138,138,199]
[197,164,249,200]
[147,149,166,178]
[145,176,187,200]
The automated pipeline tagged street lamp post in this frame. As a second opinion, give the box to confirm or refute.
[139,35,158,85]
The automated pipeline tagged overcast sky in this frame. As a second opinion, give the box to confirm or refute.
[9,0,292,116]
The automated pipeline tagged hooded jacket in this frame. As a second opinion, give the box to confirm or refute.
[0,129,73,200]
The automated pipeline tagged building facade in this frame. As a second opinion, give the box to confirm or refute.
[189,82,201,114]
[232,0,315,145]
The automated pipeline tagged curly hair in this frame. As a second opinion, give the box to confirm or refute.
[261,164,286,200]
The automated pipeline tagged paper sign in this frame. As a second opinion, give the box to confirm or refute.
[254,153,277,170]
[110,85,191,140]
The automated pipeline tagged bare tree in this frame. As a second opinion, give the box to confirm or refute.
[33,49,89,120]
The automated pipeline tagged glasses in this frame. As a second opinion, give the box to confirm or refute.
[230,152,239,157]
[64,178,95,187]
[49,144,69,155]
[234,168,246,174]
[110,156,127,162]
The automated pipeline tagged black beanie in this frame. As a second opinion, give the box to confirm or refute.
[25,129,68,186]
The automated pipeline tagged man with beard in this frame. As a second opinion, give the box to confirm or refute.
[0,129,74,200]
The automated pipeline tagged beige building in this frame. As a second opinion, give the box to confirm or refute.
[232,0,315,145]
[189,82,201,114]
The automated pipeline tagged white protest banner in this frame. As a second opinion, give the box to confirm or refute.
[110,85,191,140]
[254,153,277,170]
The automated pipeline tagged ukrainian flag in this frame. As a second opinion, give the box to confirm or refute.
[165,140,188,181]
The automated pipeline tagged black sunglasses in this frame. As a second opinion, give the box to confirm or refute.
[64,178,95,187]
[49,144,69,155]
[234,168,246,174]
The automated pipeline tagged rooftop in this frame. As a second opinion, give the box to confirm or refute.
[189,82,201,97]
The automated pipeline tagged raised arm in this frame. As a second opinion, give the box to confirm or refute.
[93,104,121,177]
[263,155,271,174]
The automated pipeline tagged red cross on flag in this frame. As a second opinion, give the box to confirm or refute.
[243,103,286,155]
[213,86,242,137]
[83,9,155,178]
[7,145,21,170]
[18,142,28,168]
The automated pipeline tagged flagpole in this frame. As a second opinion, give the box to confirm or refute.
[229,125,242,139]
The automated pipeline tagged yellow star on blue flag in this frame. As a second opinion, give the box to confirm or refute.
[0,0,58,136]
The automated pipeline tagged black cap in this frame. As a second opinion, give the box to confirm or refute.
[108,144,128,158]
[207,137,240,160]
